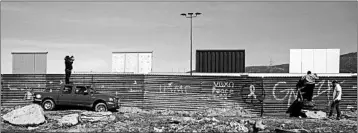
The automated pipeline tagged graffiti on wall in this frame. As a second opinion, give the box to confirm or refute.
[155,80,264,102]
[128,80,143,93]
[240,82,265,106]
[272,80,355,108]
[159,82,190,94]
[5,84,44,91]
[1,79,67,101]
[211,81,235,100]
[3,84,46,101]
[93,80,144,101]
[272,81,298,108]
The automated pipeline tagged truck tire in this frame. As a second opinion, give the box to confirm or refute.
[94,102,107,112]
[42,99,55,111]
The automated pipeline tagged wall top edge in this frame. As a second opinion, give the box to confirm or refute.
[289,49,340,50]
[11,52,48,54]
[1,73,357,77]
[196,49,245,52]
[112,51,153,54]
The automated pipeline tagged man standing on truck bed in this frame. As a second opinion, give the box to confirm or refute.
[301,71,319,102]
[65,55,75,84]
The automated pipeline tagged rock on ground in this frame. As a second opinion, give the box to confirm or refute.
[204,107,254,117]
[302,110,326,119]
[154,127,164,132]
[342,110,358,118]
[275,129,309,133]
[27,126,39,130]
[247,120,256,125]
[2,104,46,126]
[162,110,176,116]
[198,117,218,123]
[79,111,116,123]
[170,117,197,124]
[118,107,148,114]
[229,121,249,132]
[58,114,79,127]
[313,127,333,133]
[255,120,266,130]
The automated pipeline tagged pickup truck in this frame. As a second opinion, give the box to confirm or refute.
[33,84,120,112]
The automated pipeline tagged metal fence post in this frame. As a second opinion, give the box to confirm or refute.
[261,77,265,117]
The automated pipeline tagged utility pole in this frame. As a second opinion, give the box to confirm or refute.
[269,57,274,73]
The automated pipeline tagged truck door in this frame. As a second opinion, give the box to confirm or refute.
[73,86,91,107]
[57,85,75,105]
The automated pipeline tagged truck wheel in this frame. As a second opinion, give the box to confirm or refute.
[94,103,107,112]
[42,99,55,111]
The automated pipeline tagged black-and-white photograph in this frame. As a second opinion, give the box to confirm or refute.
[0,0,357,132]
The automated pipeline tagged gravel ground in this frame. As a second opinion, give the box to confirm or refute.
[1,106,357,133]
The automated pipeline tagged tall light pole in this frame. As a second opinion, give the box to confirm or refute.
[181,12,201,76]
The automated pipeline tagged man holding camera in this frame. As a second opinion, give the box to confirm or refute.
[64,55,74,84]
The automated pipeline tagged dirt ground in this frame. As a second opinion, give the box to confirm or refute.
[1,106,357,133]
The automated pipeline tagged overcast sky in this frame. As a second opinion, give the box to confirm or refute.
[1,1,357,74]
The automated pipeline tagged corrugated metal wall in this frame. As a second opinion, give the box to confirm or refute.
[196,50,245,73]
[142,75,263,116]
[1,74,356,117]
[262,76,357,116]
[1,74,47,107]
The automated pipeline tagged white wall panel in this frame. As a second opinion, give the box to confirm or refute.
[313,49,327,73]
[138,53,152,74]
[125,53,138,73]
[112,52,153,73]
[301,49,314,73]
[289,49,302,73]
[112,53,125,72]
[326,49,340,73]
[289,49,340,73]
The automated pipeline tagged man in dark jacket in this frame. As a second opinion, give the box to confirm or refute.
[65,55,74,84]
[286,79,305,117]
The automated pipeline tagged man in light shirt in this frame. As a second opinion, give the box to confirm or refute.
[328,80,342,120]
[301,71,319,101]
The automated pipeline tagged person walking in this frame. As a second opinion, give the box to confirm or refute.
[65,55,75,84]
[301,71,319,101]
[328,80,342,120]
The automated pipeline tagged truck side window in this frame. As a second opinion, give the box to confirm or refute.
[63,86,72,94]
[75,86,87,94]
